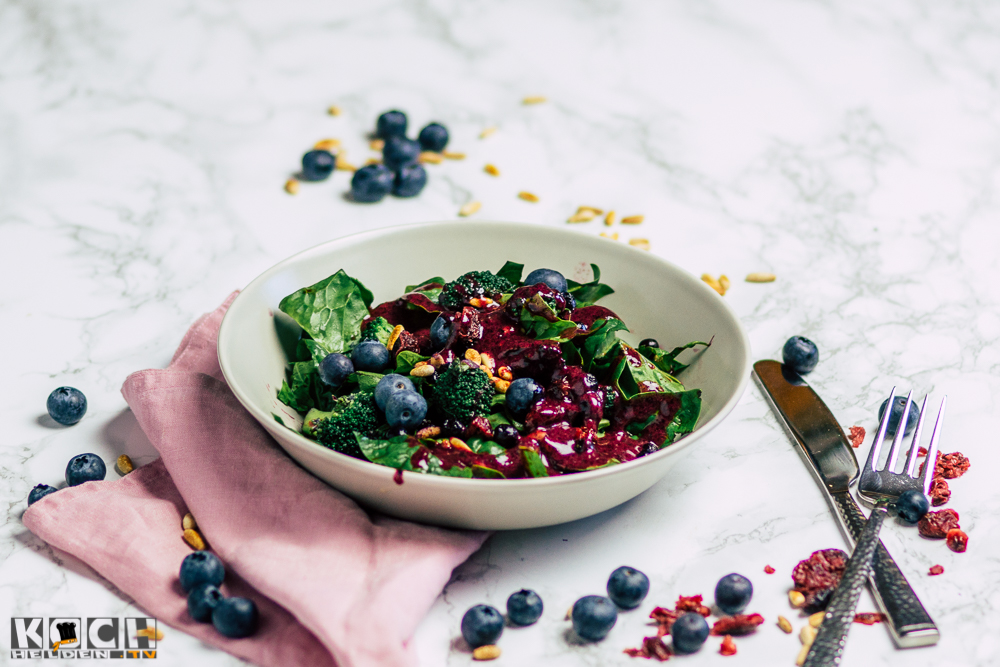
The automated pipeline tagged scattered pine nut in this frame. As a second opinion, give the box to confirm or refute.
[459,201,482,217]
[313,138,341,151]
[796,626,818,666]
[183,529,206,551]
[369,139,385,151]
[808,612,825,628]
[448,437,473,452]
[719,275,731,292]
[577,206,604,215]
[182,513,197,531]
[479,351,496,374]
[116,454,134,475]
[522,96,547,105]
[565,606,573,620]
[498,366,513,381]
[604,210,616,226]
[416,426,441,439]
[284,178,300,195]
[136,627,164,641]
[518,191,539,203]
[429,353,447,368]
[419,151,443,164]
[701,274,725,296]
[746,272,777,283]
[795,643,811,666]
[386,325,404,351]
[493,379,510,393]
[327,105,342,116]
[465,349,483,364]
[442,150,466,160]
[468,297,494,307]
[628,238,651,251]
[788,590,805,608]
[621,215,644,225]
[479,126,498,139]
[484,163,500,177]
[567,210,595,223]
[365,158,381,166]
[599,232,619,240]
[410,365,435,378]
[473,644,501,660]
[335,155,357,171]
[777,616,793,634]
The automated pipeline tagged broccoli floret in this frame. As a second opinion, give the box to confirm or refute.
[439,271,514,311]
[431,362,495,423]
[313,392,382,458]
[361,316,395,345]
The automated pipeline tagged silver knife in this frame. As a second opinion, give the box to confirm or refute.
[753,360,938,648]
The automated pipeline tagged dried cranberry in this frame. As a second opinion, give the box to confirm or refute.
[650,607,679,636]
[710,613,764,636]
[623,636,672,661]
[946,528,968,553]
[391,329,420,356]
[719,635,737,656]
[928,477,951,506]
[848,425,865,448]
[791,549,848,602]
[764,565,775,574]
[928,564,944,576]
[465,416,494,440]
[917,509,960,539]
[675,594,711,617]
[853,613,885,625]
[938,452,970,479]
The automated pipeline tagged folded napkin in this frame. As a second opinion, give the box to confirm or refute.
[24,294,488,667]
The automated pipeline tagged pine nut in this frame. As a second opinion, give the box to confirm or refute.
[459,201,482,217]
[522,96,547,105]
[369,139,384,151]
[419,151,443,164]
[327,105,342,116]
[313,138,341,151]
[604,210,616,226]
[410,365,435,378]
[746,272,777,283]
[465,349,482,364]
[116,454,134,475]
[284,179,300,195]
[777,616,793,634]
[788,590,805,608]
[518,191,539,202]
[183,529,206,551]
[386,325,404,351]
[182,513,196,531]
[473,644,501,660]
[621,215,644,224]
[484,163,500,176]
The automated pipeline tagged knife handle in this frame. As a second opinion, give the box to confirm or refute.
[830,491,939,647]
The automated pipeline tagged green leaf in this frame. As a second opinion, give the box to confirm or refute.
[576,318,629,371]
[361,317,395,346]
[638,340,712,375]
[277,361,331,413]
[496,261,525,285]
[355,434,474,478]
[610,342,686,399]
[487,411,512,428]
[520,447,550,477]
[466,437,507,456]
[519,293,578,341]
[664,389,702,443]
[404,276,445,292]
[350,278,375,308]
[560,341,583,367]
[394,351,430,374]
[617,389,702,446]
[565,263,615,306]
[472,465,506,479]
[349,371,384,393]
[278,270,371,353]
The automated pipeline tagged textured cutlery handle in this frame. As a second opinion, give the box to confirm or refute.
[831,491,939,647]
[804,507,887,667]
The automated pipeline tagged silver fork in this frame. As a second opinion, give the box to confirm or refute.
[802,388,946,667]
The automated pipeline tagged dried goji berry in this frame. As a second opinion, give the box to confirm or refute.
[928,477,951,506]
[946,528,968,553]
[853,613,885,625]
[791,549,847,602]
[675,594,711,617]
[624,636,672,661]
[848,425,865,447]
[917,509,960,539]
[938,452,970,479]
[764,565,775,574]
[719,635,737,656]
[928,564,944,576]
[710,613,764,636]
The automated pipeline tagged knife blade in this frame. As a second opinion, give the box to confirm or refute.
[753,360,939,648]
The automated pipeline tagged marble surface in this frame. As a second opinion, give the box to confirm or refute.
[2,0,999,665]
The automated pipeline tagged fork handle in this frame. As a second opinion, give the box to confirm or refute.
[831,491,939,647]
[803,505,888,667]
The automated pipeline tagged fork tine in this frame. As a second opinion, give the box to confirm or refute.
[920,396,948,494]
[883,390,913,472]
[903,395,930,477]
[866,387,896,475]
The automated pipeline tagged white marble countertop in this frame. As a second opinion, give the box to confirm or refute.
[2,1,999,665]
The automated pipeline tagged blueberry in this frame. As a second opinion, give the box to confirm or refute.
[571,595,618,642]
[385,391,427,430]
[607,566,650,609]
[351,340,390,372]
[300,149,335,182]
[376,110,408,139]
[639,338,659,349]
[418,122,449,152]
[878,396,921,437]
[524,268,568,293]
[319,353,354,388]
[212,597,258,638]
[506,589,543,626]
[47,387,87,426]
[896,489,930,523]
[782,336,819,375]
[375,374,416,411]
[429,315,452,349]
[671,612,709,653]
[350,164,395,203]
[505,377,543,417]
[392,163,427,197]
[460,604,503,648]
[441,418,465,437]
[493,423,520,448]
[179,551,226,592]
[65,453,106,487]
[28,484,58,506]
[714,573,753,615]
[382,136,421,171]
[187,583,224,623]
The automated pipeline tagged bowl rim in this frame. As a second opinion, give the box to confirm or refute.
[218,220,752,488]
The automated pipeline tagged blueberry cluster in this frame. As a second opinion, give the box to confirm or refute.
[459,588,544,652]
[180,552,259,638]
[351,110,447,202]
[27,450,108,507]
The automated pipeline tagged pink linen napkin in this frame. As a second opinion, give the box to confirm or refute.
[24,294,488,667]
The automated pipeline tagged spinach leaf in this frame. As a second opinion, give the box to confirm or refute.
[618,389,702,446]
[362,317,395,346]
[405,276,445,292]
[277,361,331,413]
[278,270,371,353]
[394,351,430,374]
[565,263,614,306]
[350,278,374,309]
[576,318,629,371]
[520,447,550,477]
[664,389,702,443]
[518,293,578,341]
[638,339,712,375]
[496,261,525,286]
[608,341,686,399]
[466,437,507,455]
[348,371,384,393]
[472,465,505,479]
[355,434,474,478]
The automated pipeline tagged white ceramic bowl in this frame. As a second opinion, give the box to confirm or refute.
[218,221,750,530]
